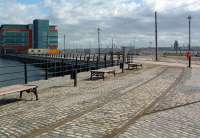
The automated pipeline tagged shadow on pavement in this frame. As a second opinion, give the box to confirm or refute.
[0,98,21,106]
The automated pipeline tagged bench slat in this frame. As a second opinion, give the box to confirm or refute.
[0,85,37,96]
[91,69,115,73]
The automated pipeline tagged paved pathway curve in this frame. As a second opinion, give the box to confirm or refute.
[35,68,183,138]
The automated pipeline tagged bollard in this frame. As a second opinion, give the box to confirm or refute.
[24,62,28,84]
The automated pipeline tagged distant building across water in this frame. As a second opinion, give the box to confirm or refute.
[0,19,58,54]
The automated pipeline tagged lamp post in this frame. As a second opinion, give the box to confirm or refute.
[188,15,192,68]
[155,11,158,61]
[97,28,101,58]
[64,34,66,58]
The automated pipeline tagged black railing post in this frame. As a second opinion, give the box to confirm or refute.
[96,56,99,69]
[62,59,64,76]
[127,54,130,64]
[104,54,107,68]
[84,54,86,61]
[75,57,78,72]
[117,54,120,65]
[87,56,90,71]
[111,52,114,66]
[24,62,28,84]
[122,47,125,73]
[74,69,77,87]
[93,54,95,62]
[45,60,48,80]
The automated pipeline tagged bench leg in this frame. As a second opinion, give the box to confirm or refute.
[33,88,39,100]
[19,91,23,99]
[102,73,105,80]
[90,72,93,80]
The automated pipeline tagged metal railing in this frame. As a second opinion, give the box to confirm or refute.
[0,53,134,87]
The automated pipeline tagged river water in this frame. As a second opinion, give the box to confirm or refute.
[0,58,45,87]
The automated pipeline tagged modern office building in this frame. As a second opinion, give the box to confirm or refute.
[0,19,58,53]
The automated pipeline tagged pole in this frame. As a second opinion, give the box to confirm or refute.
[74,69,77,87]
[64,34,66,58]
[112,38,114,66]
[188,15,192,68]
[122,47,125,73]
[45,60,48,80]
[112,38,114,54]
[97,28,101,59]
[155,11,158,61]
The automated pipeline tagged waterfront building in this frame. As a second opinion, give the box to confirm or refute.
[0,19,58,54]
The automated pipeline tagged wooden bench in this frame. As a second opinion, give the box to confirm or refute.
[90,69,116,80]
[0,84,38,101]
[128,63,143,70]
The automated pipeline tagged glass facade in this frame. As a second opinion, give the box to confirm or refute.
[48,31,58,46]
[0,19,58,53]
[33,20,49,49]
[2,32,29,46]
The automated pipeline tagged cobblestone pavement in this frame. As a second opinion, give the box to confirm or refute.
[118,102,200,138]
[34,68,183,138]
[117,67,200,138]
[146,68,200,113]
[0,65,166,138]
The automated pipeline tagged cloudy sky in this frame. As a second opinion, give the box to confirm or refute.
[0,0,200,49]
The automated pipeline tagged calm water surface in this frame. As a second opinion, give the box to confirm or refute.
[0,58,45,87]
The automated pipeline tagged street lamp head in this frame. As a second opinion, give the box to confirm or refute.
[188,15,192,20]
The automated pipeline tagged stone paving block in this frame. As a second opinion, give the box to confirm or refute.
[0,66,162,137]
[36,68,182,137]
